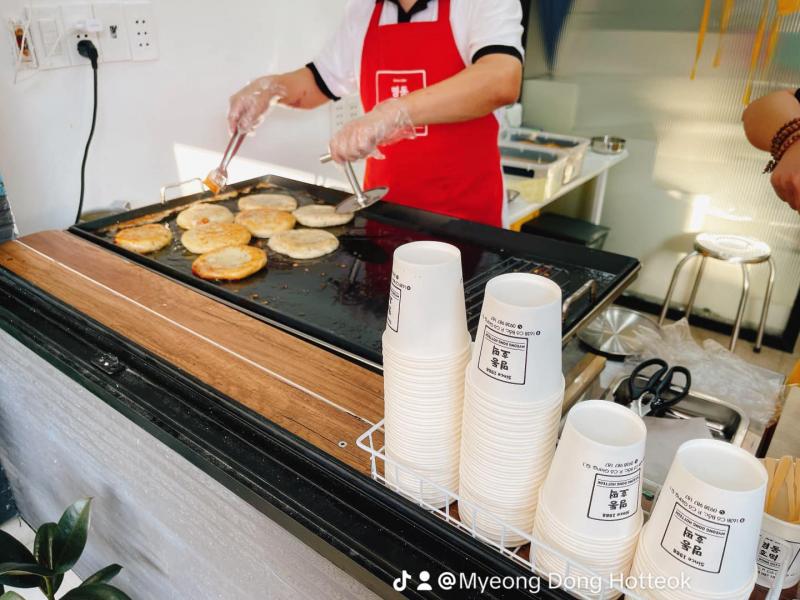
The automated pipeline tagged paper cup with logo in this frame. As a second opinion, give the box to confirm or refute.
[755,512,800,589]
[639,439,767,595]
[383,241,469,358]
[539,400,646,540]
[468,273,562,402]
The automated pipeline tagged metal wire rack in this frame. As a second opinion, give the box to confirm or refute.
[357,419,645,600]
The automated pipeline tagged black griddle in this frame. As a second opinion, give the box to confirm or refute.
[70,174,640,369]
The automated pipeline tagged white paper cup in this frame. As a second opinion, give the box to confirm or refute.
[539,400,646,540]
[639,439,767,595]
[755,512,800,589]
[383,241,469,358]
[468,273,562,402]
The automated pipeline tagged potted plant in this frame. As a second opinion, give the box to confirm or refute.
[0,498,130,599]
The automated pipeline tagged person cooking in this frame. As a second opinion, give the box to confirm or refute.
[227,0,524,228]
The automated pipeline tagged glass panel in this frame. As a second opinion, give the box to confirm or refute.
[523,0,800,339]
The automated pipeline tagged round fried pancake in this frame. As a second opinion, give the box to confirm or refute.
[114,224,172,254]
[267,229,339,260]
[234,208,296,238]
[238,193,298,212]
[181,222,251,254]
[176,203,234,229]
[192,245,267,281]
[292,204,354,228]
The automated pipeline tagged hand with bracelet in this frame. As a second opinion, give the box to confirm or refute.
[743,89,800,212]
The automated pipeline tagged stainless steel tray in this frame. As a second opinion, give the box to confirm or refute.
[606,375,749,446]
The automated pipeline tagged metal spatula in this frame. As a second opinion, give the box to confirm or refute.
[320,153,389,214]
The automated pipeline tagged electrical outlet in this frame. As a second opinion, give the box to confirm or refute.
[60,4,97,67]
[30,6,69,69]
[124,1,157,61]
[92,2,130,62]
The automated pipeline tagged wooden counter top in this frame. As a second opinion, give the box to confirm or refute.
[0,231,384,474]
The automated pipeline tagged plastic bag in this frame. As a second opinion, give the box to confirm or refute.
[624,318,784,428]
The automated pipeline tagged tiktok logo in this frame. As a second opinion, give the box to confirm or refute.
[393,570,434,592]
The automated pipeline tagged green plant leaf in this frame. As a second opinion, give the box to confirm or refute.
[52,498,92,574]
[0,531,38,588]
[0,562,52,577]
[62,583,132,600]
[0,561,50,589]
[34,522,63,595]
[0,591,26,599]
[33,523,57,568]
[0,531,39,589]
[81,564,122,586]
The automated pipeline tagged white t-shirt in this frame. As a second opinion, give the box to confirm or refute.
[310,0,525,100]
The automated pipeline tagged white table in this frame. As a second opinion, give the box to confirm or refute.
[504,149,629,229]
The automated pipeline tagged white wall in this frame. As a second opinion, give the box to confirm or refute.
[0,0,348,235]
[525,3,800,336]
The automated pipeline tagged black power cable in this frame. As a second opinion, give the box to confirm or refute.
[75,40,99,224]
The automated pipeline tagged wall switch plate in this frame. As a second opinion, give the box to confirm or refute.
[124,1,157,61]
[92,2,130,62]
[59,3,96,67]
[30,6,69,69]
[330,94,363,138]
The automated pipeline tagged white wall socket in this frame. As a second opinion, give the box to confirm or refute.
[59,3,96,67]
[124,1,157,61]
[92,2,130,62]
[29,6,69,69]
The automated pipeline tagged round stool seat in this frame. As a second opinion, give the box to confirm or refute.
[694,233,771,264]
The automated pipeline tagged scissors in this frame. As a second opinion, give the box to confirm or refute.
[627,358,691,417]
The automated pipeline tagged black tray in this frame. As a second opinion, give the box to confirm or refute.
[70,174,640,368]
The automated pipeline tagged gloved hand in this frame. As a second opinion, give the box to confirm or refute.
[227,76,287,135]
[329,98,416,163]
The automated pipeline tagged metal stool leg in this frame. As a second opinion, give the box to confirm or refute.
[659,251,700,326]
[685,255,708,318]
[754,256,775,353]
[730,264,750,352]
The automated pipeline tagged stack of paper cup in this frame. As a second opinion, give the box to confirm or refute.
[532,400,646,599]
[459,273,564,546]
[382,241,471,508]
[755,513,800,591]
[629,439,768,600]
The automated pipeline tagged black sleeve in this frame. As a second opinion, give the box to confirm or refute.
[795,88,800,103]
[305,62,340,102]
[471,45,524,64]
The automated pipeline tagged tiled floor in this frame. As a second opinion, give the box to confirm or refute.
[0,517,81,599]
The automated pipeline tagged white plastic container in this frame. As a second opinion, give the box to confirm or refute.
[501,128,590,183]
[500,144,568,204]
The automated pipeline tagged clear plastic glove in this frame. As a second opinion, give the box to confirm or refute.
[770,142,800,212]
[227,76,287,135]
[329,98,416,163]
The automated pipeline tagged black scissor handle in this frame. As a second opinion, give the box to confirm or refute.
[627,358,668,401]
[650,366,692,415]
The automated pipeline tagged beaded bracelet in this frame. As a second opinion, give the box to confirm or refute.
[766,117,800,172]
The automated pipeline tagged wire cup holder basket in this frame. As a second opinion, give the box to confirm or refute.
[357,419,646,600]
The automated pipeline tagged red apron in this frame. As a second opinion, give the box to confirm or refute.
[359,0,504,227]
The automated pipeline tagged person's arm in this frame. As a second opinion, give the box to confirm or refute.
[402,54,521,125]
[742,89,800,150]
[742,89,800,212]
[227,67,330,134]
[329,54,521,163]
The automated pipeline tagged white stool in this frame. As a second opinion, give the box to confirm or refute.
[658,233,775,352]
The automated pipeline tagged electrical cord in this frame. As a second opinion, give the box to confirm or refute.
[75,40,98,224]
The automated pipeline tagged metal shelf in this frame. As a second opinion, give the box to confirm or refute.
[505,150,629,229]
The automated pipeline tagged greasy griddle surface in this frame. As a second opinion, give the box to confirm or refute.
[73,176,621,366]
